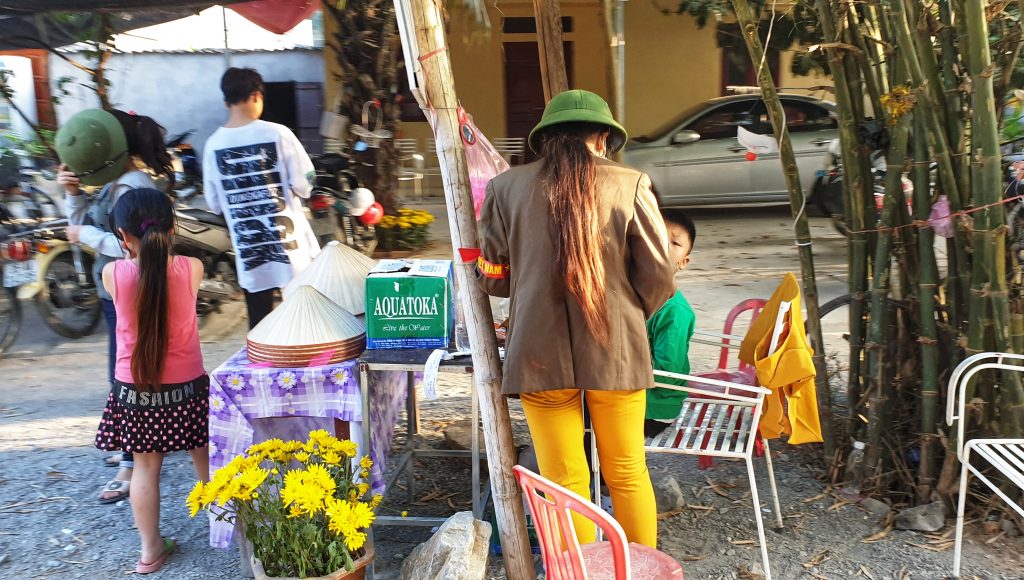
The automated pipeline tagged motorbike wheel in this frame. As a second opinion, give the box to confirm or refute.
[816,179,849,238]
[24,186,62,221]
[0,286,21,355]
[35,252,102,339]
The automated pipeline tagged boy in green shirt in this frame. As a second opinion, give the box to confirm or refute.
[644,209,697,438]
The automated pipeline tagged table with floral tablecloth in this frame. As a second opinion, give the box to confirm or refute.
[206,347,407,548]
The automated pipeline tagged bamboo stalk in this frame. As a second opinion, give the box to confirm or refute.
[400,0,533,574]
[964,0,1024,437]
[731,0,835,459]
[885,0,960,210]
[816,0,869,441]
[863,104,911,475]
[913,111,940,502]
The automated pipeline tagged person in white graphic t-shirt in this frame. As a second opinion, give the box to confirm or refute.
[203,67,321,328]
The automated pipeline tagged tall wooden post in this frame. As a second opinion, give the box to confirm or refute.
[730,0,835,460]
[399,0,534,576]
[533,0,569,99]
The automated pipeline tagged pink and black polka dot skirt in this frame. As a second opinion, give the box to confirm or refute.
[95,375,209,454]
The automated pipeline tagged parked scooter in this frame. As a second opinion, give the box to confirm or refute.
[309,152,377,256]
[0,236,29,354]
[10,221,102,339]
[812,139,914,237]
[165,130,203,206]
[173,206,242,324]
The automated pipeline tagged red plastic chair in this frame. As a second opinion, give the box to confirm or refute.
[692,299,767,469]
[513,465,684,580]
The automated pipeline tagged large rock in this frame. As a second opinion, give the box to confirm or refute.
[651,471,686,514]
[400,512,492,580]
[894,501,946,532]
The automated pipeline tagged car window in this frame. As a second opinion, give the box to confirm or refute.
[686,101,765,140]
[781,101,837,133]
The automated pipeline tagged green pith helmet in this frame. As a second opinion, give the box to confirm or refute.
[55,109,128,187]
[528,89,628,155]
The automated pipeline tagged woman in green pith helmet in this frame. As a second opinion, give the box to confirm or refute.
[54,108,175,504]
[475,89,675,547]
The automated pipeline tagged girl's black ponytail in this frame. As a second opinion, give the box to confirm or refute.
[111,188,175,391]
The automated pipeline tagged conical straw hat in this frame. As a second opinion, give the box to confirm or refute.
[247,285,366,366]
[283,240,376,315]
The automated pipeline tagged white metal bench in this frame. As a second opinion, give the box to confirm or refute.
[947,352,1024,578]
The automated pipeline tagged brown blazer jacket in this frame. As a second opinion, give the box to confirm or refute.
[476,157,675,394]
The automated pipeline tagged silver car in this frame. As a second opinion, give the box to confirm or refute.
[623,94,838,206]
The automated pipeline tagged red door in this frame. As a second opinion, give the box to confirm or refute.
[503,41,574,162]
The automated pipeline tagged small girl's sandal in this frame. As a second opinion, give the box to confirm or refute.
[104,453,122,467]
[136,538,176,574]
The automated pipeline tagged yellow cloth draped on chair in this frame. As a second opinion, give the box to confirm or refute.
[739,273,823,444]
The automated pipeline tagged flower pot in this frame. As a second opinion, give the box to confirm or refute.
[251,545,375,580]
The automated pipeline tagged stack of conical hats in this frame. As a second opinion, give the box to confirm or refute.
[246,285,366,366]
[283,240,375,315]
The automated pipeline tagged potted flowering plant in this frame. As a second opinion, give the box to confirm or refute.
[188,430,380,579]
[375,208,434,252]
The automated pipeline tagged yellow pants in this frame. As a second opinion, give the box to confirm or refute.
[519,388,657,548]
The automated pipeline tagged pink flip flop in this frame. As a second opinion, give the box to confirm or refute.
[136,538,176,574]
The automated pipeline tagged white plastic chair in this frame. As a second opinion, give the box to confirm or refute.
[394,138,424,199]
[946,352,1024,578]
[645,302,791,580]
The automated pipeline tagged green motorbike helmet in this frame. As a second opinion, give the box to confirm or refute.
[55,109,129,187]
[528,89,628,155]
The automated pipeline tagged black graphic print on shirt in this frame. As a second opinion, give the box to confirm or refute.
[214,142,296,271]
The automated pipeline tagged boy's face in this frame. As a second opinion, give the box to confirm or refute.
[667,223,692,272]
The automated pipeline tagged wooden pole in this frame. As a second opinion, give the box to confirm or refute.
[730,0,835,460]
[533,0,569,100]
[400,0,534,575]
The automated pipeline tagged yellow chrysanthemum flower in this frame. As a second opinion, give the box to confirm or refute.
[336,440,358,458]
[359,456,373,470]
[186,480,205,517]
[349,501,376,529]
[360,468,370,479]
[370,494,383,509]
[295,451,311,463]
[344,530,367,552]
[217,478,243,505]
[321,451,342,466]
[282,440,303,453]
[357,483,369,497]
[306,464,337,494]
[238,466,270,495]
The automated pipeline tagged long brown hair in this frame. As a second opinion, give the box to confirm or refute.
[539,122,611,346]
[111,188,175,391]
[111,110,176,192]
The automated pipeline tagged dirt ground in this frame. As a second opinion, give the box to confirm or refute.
[1,203,1022,579]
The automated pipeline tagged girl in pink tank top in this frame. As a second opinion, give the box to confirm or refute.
[93,188,208,574]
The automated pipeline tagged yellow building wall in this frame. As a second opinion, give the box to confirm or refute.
[622,4,720,138]
[322,5,832,146]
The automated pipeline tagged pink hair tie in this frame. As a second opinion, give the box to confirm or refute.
[140,219,160,234]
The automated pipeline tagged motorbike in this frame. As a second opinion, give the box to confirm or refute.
[308,152,377,256]
[9,221,103,339]
[812,139,914,237]
[0,236,30,354]
[172,206,242,324]
[165,130,203,206]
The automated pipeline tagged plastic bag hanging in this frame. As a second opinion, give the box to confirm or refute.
[425,106,510,218]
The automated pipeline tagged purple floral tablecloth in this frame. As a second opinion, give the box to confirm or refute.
[206,347,406,548]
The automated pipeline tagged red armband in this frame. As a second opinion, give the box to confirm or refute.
[458,247,509,279]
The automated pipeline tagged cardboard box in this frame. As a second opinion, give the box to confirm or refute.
[365,259,453,349]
